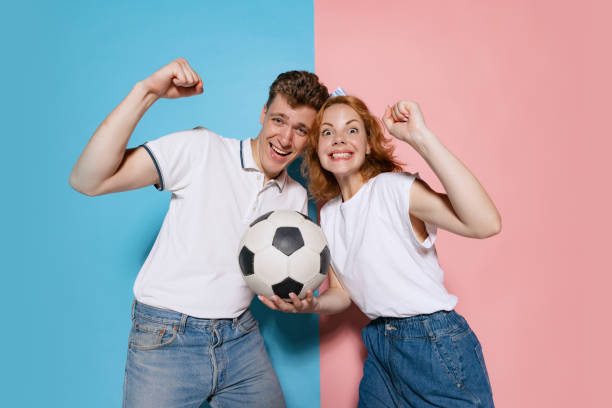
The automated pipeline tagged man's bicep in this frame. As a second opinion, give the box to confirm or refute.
[95,147,160,195]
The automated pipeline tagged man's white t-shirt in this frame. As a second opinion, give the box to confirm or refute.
[320,172,458,320]
[135,127,308,318]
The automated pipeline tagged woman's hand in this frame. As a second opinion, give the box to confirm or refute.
[258,290,320,314]
[382,101,435,152]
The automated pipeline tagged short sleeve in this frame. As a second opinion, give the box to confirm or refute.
[142,128,211,192]
[383,172,437,249]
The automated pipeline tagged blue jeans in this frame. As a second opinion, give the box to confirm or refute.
[358,311,494,408]
[123,300,286,408]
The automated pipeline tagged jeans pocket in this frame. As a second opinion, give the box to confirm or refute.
[433,335,464,386]
[129,317,177,351]
[436,331,483,405]
[236,312,259,335]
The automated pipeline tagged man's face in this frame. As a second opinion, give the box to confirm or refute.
[253,94,317,181]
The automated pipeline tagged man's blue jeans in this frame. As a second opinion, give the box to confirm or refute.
[358,310,494,407]
[123,300,286,408]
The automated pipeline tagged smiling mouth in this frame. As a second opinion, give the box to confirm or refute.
[330,152,353,159]
[270,143,291,157]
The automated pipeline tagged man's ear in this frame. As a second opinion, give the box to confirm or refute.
[260,104,267,125]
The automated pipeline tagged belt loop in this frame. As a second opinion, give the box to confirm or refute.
[178,314,188,334]
[130,299,136,320]
[423,319,437,342]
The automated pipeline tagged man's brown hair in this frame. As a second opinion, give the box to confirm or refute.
[267,71,329,111]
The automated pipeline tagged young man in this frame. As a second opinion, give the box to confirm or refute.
[69,58,328,408]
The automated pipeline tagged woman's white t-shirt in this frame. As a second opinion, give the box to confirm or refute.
[320,172,458,319]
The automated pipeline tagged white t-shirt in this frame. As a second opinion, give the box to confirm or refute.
[320,172,458,319]
[135,127,308,318]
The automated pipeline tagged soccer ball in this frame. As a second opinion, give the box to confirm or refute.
[238,210,330,299]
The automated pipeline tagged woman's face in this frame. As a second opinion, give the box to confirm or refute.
[317,103,371,181]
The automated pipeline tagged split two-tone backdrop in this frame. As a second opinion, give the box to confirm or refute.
[1,1,609,407]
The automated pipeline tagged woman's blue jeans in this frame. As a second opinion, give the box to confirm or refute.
[358,310,494,407]
[123,300,285,408]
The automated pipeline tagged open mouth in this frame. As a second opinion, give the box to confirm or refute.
[330,152,353,160]
[270,143,291,157]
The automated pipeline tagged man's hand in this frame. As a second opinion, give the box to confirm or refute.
[141,58,204,99]
[258,290,320,314]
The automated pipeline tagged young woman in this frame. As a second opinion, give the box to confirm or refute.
[259,95,500,407]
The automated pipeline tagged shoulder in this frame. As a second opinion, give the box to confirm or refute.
[370,171,420,193]
[149,126,224,149]
[189,126,228,147]
[320,196,341,218]
[373,171,417,185]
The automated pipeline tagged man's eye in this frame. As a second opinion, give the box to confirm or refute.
[297,128,307,135]
[273,118,283,124]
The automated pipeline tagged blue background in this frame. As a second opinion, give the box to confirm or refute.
[0,1,320,406]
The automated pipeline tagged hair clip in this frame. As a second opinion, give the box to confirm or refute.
[329,87,346,97]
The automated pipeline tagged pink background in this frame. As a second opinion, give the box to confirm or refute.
[315,1,611,407]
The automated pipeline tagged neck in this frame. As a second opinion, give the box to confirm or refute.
[250,138,278,183]
[336,172,367,202]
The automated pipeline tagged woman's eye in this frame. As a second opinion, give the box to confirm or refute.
[321,130,332,136]
[349,128,358,134]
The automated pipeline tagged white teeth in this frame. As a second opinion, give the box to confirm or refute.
[332,153,351,159]
[271,144,290,156]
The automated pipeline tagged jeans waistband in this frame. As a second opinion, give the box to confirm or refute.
[370,310,467,338]
[131,300,250,331]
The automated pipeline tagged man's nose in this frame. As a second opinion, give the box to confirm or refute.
[279,126,292,147]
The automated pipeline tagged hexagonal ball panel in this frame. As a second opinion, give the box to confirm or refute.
[241,220,275,253]
[249,211,273,227]
[298,221,328,253]
[253,246,289,285]
[268,210,307,228]
[288,247,320,283]
[272,227,304,256]
[272,277,304,299]
[244,274,274,298]
[297,273,327,298]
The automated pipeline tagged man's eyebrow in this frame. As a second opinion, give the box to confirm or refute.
[269,112,289,118]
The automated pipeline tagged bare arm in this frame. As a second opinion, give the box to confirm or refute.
[382,101,502,238]
[69,58,204,196]
[258,266,352,315]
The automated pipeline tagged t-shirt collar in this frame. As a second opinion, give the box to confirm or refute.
[240,139,287,192]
